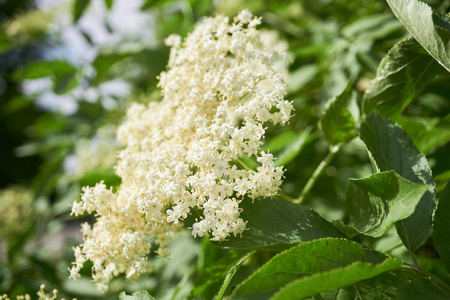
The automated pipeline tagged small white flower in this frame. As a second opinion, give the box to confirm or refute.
[236,9,253,24]
[233,178,249,196]
[191,222,204,237]
[212,222,229,241]
[166,209,180,224]
[165,34,181,47]
[257,151,274,167]
[248,17,262,28]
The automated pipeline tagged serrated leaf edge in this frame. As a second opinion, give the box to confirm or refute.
[269,257,402,300]
[233,238,357,295]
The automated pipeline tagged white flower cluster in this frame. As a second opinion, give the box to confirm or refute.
[69,10,292,291]
[1,284,69,300]
[0,185,34,238]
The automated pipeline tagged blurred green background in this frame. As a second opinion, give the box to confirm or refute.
[1,0,450,298]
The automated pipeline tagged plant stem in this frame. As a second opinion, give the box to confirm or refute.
[215,251,255,300]
[402,263,450,292]
[410,250,419,266]
[295,132,358,204]
[278,191,296,202]
[236,158,252,171]
[295,144,340,204]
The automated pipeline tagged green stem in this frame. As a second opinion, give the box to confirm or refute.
[410,250,419,267]
[278,191,296,202]
[295,133,358,204]
[236,158,252,171]
[215,251,255,300]
[295,144,340,204]
[401,263,450,292]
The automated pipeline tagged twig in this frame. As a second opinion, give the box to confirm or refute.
[295,133,358,204]
[401,263,450,292]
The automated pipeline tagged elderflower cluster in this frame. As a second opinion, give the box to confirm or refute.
[70,10,293,291]
[0,186,34,238]
[0,284,71,300]
[4,4,66,45]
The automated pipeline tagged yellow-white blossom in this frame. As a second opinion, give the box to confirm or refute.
[70,10,292,291]
[0,186,34,238]
[0,284,71,300]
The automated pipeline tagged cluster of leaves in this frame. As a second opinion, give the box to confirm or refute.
[1,0,450,299]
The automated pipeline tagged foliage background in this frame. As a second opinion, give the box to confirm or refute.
[1,0,450,299]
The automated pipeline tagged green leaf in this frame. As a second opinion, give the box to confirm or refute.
[73,0,91,22]
[292,43,327,59]
[214,198,345,250]
[92,53,133,84]
[62,277,103,296]
[270,259,401,300]
[319,82,356,145]
[200,236,224,270]
[2,96,32,115]
[104,0,114,9]
[263,130,299,153]
[53,73,79,94]
[362,37,444,118]
[119,290,155,300]
[215,251,255,300]
[433,181,450,273]
[78,171,121,188]
[316,269,421,300]
[141,0,157,10]
[397,115,450,155]
[288,64,319,93]
[7,224,35,262]
[398,278,450,299]
[346,171,428,237]
[342,14,403,41]
[191,250,250,298]
[435,170,450,182]
[360,113,436,251]
[331,220,360,239]
[386,0,450,72]
[28,255,61,285]
[233,238,401,297]
[0,31,12,54]
[14,60,79,94]
[275,127,311,167]
[14,61,77,80]
[31,148,67,198]
[435,170,450,193]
